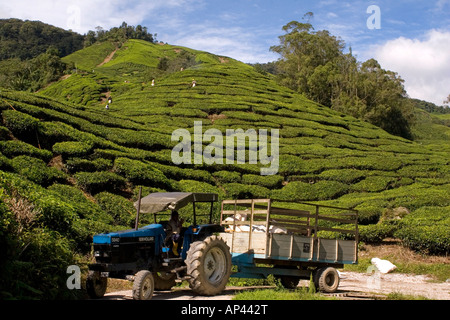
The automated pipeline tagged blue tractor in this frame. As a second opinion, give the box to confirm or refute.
[86,192,232,300]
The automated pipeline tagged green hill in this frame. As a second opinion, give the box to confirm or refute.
[0,39,448,299]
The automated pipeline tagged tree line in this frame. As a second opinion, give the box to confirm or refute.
[262,15,419,139]
[412,98,450,114]
[83,21,156,47]
[0,47,66,92]
[0,18,84,60]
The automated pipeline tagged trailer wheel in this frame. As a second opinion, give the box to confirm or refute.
[186,235,232,296]
[153,271,176,291]
[314,267,340,293]
[132,270,154,300]
[86,271,107,299]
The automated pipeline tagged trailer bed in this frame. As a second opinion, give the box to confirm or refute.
[219,199,359,271]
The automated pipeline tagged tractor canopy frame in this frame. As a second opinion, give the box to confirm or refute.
[133,191,219,229]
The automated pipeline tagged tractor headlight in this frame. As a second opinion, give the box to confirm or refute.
[94,251,109,257]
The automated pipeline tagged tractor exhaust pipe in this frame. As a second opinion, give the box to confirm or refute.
[135,186,142,230]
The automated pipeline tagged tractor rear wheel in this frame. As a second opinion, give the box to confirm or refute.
[132,270,154,300]
[186,235,232,296]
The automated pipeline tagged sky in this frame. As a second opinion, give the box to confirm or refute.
[1,0,449,105]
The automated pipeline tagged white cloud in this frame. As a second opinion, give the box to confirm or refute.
[0,0,189,34]
[373,29,450,106]
[168,23,278,63]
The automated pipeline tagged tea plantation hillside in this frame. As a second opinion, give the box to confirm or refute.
[0,39,448,298]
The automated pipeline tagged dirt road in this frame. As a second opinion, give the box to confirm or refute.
[335,271,449,300]
[103,271,450,300]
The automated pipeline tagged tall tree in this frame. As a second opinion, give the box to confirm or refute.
[270,17,415,139]
[270,18,345,98]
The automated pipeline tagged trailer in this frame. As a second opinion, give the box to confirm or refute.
[219,199,359,292]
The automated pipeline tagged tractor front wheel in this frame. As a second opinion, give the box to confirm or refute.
[186,235,232,296]
[132,270,155,300]
[86,271,107,299]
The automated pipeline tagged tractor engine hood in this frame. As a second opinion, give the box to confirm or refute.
[93,224,165,245]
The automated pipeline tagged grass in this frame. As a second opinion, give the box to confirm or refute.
[232,287,335,300]
[386,292,431,300]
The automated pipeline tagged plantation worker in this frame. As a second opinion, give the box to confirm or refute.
[191,79,197,87]
[108,97,112,104]
[151,79,155,87]
[166,210,184,256]
[105,104,109,110]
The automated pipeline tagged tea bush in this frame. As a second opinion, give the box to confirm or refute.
[38,121,77,145]
[222,182,270,199]
[10,155,67,186]
[5,229,76,299]
[354,203,383,225]
[271,180,348,201]
[0,126,11,140]
[52,141,94,158]
[48,183,113,224]
[213,170,241,183]
[241,174,284,189]
[358,222,399,243]
[178,179,221,194]
[319,169,366,184]
[74,171,126,194]
[2,109,39,136]
[0,152,11,171]
[38,121,98,145]
[395,225,449,255]
[393,205,450,254]
[113,157,172,189]
[40,73,107,106]
[151,162,214,184]
[64,157,112,173]
[0,140,53,161]
[0,185,80,299]
[350,176,396,193]
[95,192,138,227]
